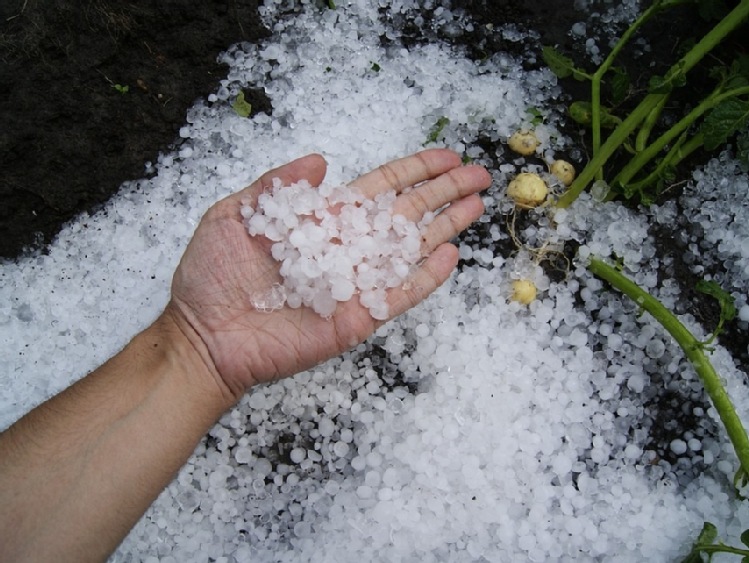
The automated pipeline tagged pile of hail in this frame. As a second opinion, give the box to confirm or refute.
[241,178,428,320]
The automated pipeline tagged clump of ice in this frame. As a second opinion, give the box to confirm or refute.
[241,178,425,319]
[672,151,749,317]
[570,0,643,64]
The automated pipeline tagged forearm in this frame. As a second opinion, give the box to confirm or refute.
[0,311,235,563]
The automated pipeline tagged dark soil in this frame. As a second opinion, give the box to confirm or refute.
[0,0,269,259]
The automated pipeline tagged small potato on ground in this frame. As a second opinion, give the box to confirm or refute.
[508,130,540,156]
[507,172,548,209]
[550,159,576,186]
[511,279,537,305]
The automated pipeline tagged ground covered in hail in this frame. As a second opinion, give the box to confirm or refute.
[2,1,749,562]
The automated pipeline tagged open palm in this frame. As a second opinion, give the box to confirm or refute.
[166,149,491,398]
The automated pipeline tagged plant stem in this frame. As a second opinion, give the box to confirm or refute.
[557,0,749,207]
[557,94,663,207]
[614,86,749,190]
[614,132,704,198]
[587,257,749,478]
[635,95,668,152]
[590,1,671,169]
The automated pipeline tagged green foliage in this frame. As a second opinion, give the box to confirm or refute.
[112,83,129,94]
[725,56,749,90]
[702,99,749,150]
[424,116,450,145]
[647,63,688,94]
[588,257,749,480]
[541,46,591,81]
[609,66,630,105]
[231,91,252,118]
[587,258,749,561]
[681,522,749,562]
[554,0,749,207]
[527,107,545,126]
[569,101,622,129]
[682,522,719,563]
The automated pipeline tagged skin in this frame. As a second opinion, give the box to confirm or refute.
[0,149,491,562]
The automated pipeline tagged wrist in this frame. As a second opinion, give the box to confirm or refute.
[153,306,241,414]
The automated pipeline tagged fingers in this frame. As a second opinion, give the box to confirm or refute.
[385,243,459,319]
[353,148,463,199]
[394,164,491,222]
[420,193,485,254]
[383,192,484,321]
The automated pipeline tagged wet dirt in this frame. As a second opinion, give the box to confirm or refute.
[0,0,269,259]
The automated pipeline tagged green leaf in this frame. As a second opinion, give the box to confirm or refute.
[677,521,718,562]
[609,67,630,105]
[370,61,381,72]
[702,99,749,151]
[231,91,252,118]
[726,55,749,90]
[569,101,592,125]
[698,521,719,545]
[527,107,545,126]
[425,116,450,145]
[741,529,749,548]
[649,63,687,94]
[542,46,574,78]
[542,46,590,81]
[568,101,622,128]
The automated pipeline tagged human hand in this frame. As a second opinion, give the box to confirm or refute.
[165,149,491,401]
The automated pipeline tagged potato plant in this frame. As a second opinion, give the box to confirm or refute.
[543,0,749,206]
[538,1,749,554]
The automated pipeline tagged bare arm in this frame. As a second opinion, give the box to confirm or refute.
[0,312,230,562]
[0,149,491,562]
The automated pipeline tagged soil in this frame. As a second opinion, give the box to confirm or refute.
[0,0,269,259]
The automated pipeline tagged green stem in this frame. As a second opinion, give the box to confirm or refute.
[558,95,664,207]
[557,0,749,208]
[635,95,669,152]
[616,132,703,198]
[587,257,749,478]
[591,1,671,164]
[615,86,749,190]
[592,75,603,181]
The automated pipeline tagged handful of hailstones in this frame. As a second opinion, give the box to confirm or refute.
[241,178,429,320]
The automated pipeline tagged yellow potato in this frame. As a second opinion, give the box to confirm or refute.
[508,130,540,156]
[507,172,548,209]
[550,159,576,186]
[511,279,537,305]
